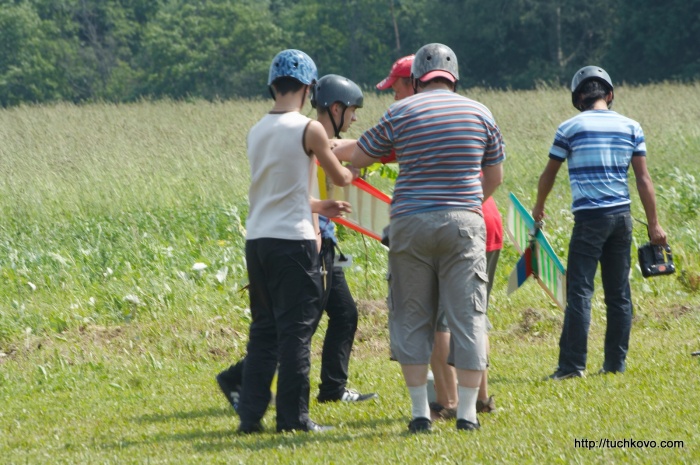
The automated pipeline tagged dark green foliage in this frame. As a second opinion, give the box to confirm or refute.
[605,0,700,83]
[0,0,699,106]
[137,0,283,99]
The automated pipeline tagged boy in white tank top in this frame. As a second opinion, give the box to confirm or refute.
[236,49,355,434]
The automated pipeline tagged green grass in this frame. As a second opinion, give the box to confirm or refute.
[1,84,700,463]
[2,309,699,463]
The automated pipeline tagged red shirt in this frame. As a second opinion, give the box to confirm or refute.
[483,196,503,252]
[382,150,503,251]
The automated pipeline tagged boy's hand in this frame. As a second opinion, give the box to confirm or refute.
[318,200,352,219]
[648,223,667,246]
[346,165,360,180]
[532,204,545,222]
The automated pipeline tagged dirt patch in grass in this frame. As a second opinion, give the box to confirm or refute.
[678,270,700,293]
[514,307,562,339]
[650,304,698,320]
[354,299,390,358]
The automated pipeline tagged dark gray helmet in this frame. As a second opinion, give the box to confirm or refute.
[411,43,459,82]
[311,74,364,109]
[571,66,613,106]
[571,66,613,111]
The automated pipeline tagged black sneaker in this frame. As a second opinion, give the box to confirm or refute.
[546,370,584,381]
[278,420,333,433]
[306,420,334,433]
[408,417,432,433]
[597,368,623,375]
[456,419,480,431]
[238,421,264,434]
[318,388,378,403]
[216,371,241,412]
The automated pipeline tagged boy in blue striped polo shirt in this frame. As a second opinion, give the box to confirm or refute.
[532,66,667,381]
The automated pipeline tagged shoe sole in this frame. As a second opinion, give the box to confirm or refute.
[546,371,584,381]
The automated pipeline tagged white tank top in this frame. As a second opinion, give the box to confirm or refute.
[246,112,317,240]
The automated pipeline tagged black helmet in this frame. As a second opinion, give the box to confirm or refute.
[571,66,613,108]
[311,74,364,110]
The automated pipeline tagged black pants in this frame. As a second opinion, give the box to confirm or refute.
[237,238,322,432]
[221,239,358,407]
[316,238,358,400]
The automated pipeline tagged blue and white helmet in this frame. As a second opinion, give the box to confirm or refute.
[268,49,318,86]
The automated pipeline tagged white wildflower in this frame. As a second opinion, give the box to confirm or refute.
[48,253,68,266]
[216,266,229,283]
[124,294,142,306]
[27,282,37,291]
[192,262,207,272]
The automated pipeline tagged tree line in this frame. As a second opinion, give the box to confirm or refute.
[1,0,699,107]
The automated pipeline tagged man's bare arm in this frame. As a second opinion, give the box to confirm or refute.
[481,163,503,201]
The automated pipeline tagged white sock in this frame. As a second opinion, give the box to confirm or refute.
[457,386,479,423]
[408,384,431,419]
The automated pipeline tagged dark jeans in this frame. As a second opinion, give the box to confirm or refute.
[238,238,322,432]
[317,239,358,401]
[558,212,633,374]
[221,239,358,404]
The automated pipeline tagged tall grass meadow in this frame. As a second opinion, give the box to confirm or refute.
[1,84,699,463]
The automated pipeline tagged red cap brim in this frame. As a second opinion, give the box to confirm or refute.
[418,70,456,83]
[376,75,398,91]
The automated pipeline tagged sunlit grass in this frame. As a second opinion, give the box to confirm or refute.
[1,84,699,462]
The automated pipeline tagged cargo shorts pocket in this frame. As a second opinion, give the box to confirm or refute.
[473,270,489,314]
[386,270,395,316]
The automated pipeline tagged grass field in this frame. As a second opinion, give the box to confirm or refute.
[1,84,699,463]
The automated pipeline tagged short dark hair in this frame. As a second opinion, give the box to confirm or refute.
[271,77,305,96]
[574,79,612,111]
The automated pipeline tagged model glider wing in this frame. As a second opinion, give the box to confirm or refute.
[317,166,391,242]
[506,192,567,310]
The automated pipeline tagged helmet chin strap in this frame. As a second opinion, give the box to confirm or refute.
[300,85,308,109]
[330,104,346,139]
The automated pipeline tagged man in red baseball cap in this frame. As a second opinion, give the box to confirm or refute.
[376,55,415,101]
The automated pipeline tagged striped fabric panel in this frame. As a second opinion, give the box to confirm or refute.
[548,110,646,212]
[358,90,505,219]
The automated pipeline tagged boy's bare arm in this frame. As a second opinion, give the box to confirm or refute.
[331,139,357,162]
[350,144,377,168]
[631,156,667,245]
[532,159,562,222]
[307,121,356,186]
